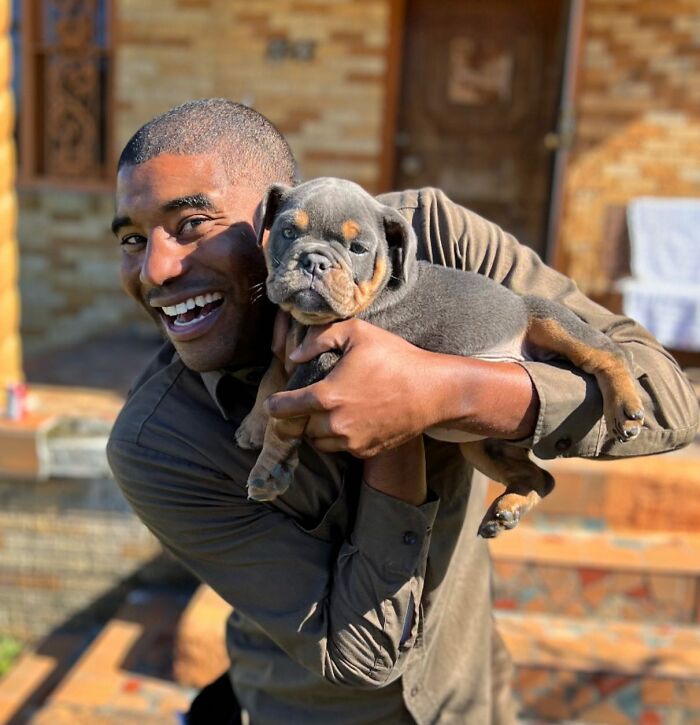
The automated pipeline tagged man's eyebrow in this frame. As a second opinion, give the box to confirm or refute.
[110,194,217,236]
[161,193,217,213]
[111,215,131,235]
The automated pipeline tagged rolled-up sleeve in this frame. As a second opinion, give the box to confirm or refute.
[404,187,699,459]
[107,437,438,689]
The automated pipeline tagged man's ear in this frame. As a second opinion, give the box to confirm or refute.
[382,207,417,286]
[255,183,291,246]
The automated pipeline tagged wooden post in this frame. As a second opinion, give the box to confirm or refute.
[0,0,21,389]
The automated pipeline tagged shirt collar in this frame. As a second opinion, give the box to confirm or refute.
[201,365,266,419]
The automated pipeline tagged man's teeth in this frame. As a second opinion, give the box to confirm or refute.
[160,292,223,317]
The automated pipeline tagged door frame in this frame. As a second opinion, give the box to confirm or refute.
[378,0,585,267]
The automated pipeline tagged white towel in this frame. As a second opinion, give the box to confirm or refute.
[618,198,700,350]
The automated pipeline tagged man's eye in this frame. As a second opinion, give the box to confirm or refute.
[180,217,209,235]
[282,227,296,239]
[120,234,146,248]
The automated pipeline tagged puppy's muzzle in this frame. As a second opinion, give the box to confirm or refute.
[299,251,332,277]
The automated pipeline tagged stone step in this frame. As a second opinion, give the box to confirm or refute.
[173,584,230,689]
[487,444,700,532]
[0,384,123,480]
[490,525,700,623]
[498,611,700,722]
[497,611,700,678]
[0,631,90,723]
[29,588,195,722]
[513,665,700,723]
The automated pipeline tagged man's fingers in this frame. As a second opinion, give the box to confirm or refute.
[267,386,327,419]
[288,322,352,363]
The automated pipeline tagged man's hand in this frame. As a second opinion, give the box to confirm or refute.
[266,318,540,459]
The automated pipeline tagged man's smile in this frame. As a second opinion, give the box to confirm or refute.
[150,291,226,340]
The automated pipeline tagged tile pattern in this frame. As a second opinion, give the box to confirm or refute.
[514,669,700,724]
[494,560,696,623]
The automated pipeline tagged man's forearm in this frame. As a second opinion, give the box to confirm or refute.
[428,355,540,440]
[363,436,427,506]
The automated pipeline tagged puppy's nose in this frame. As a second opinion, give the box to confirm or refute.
[300,252,331,276]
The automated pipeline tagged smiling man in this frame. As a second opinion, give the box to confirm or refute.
[107,99,698,725]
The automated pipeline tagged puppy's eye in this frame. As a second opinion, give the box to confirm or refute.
[282,227,296,240]
[349,242,367,255]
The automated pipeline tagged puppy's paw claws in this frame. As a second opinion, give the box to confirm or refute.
[246,455,297,502]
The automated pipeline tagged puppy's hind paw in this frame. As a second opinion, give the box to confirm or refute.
[246,455,298,502]
[234,412,267,451]
[607,399,645,443]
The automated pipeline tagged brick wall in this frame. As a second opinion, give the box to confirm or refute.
[115,0,390,190]
[558,0,700,293]
[0,475,167,642]
[18,190,151,356]
[0,0,20,383]
[21,0,700,352]
[20,0,392,355]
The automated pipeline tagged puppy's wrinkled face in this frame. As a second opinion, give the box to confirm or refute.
[262,179,391,325]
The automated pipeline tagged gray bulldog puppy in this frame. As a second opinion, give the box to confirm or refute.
[236,177,644,537]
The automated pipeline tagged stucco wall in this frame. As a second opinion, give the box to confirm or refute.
[558,0,700,293]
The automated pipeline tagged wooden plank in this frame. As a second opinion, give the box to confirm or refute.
[490,525,700,576]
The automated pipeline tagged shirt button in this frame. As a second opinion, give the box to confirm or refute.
[403,531,418,545]
[410,685,420,697]
[555,437,572,452]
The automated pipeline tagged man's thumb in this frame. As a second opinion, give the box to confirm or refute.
[288,325,333,362]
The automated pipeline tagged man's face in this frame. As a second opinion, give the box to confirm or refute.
[115,153,273,371]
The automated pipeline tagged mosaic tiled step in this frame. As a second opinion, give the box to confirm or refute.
[490,526,700,622]
[513,667,700,724]
[486,444,700,532]
[497,611,700,679]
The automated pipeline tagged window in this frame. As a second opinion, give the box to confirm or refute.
[15,0,113,185]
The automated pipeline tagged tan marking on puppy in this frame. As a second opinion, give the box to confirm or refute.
[528,318,633,390]
[293,208,310,231]
[234,356,287,450]
[353,257,387,314]
[341,219,361,241]
[528,317,644,439]
[460,439,554,536]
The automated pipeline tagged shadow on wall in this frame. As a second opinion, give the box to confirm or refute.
[23,326,164,395]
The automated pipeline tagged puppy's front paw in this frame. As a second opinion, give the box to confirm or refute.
[235,411,268,450]
[478,493,525,538]
[606,394,645,443]
[246,450,299,502]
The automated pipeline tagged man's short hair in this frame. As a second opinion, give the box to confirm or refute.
[118,98,299,190]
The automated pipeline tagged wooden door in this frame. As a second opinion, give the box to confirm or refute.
[394,0,567,255]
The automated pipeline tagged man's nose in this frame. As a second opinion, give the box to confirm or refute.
[139,227,187,287]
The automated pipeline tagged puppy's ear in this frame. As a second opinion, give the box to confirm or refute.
[255,183,292,246]
[382,207,417,286]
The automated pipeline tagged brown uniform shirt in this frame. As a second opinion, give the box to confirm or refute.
[107,188,699,724]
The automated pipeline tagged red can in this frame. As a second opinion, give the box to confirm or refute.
[6,382,28,421]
